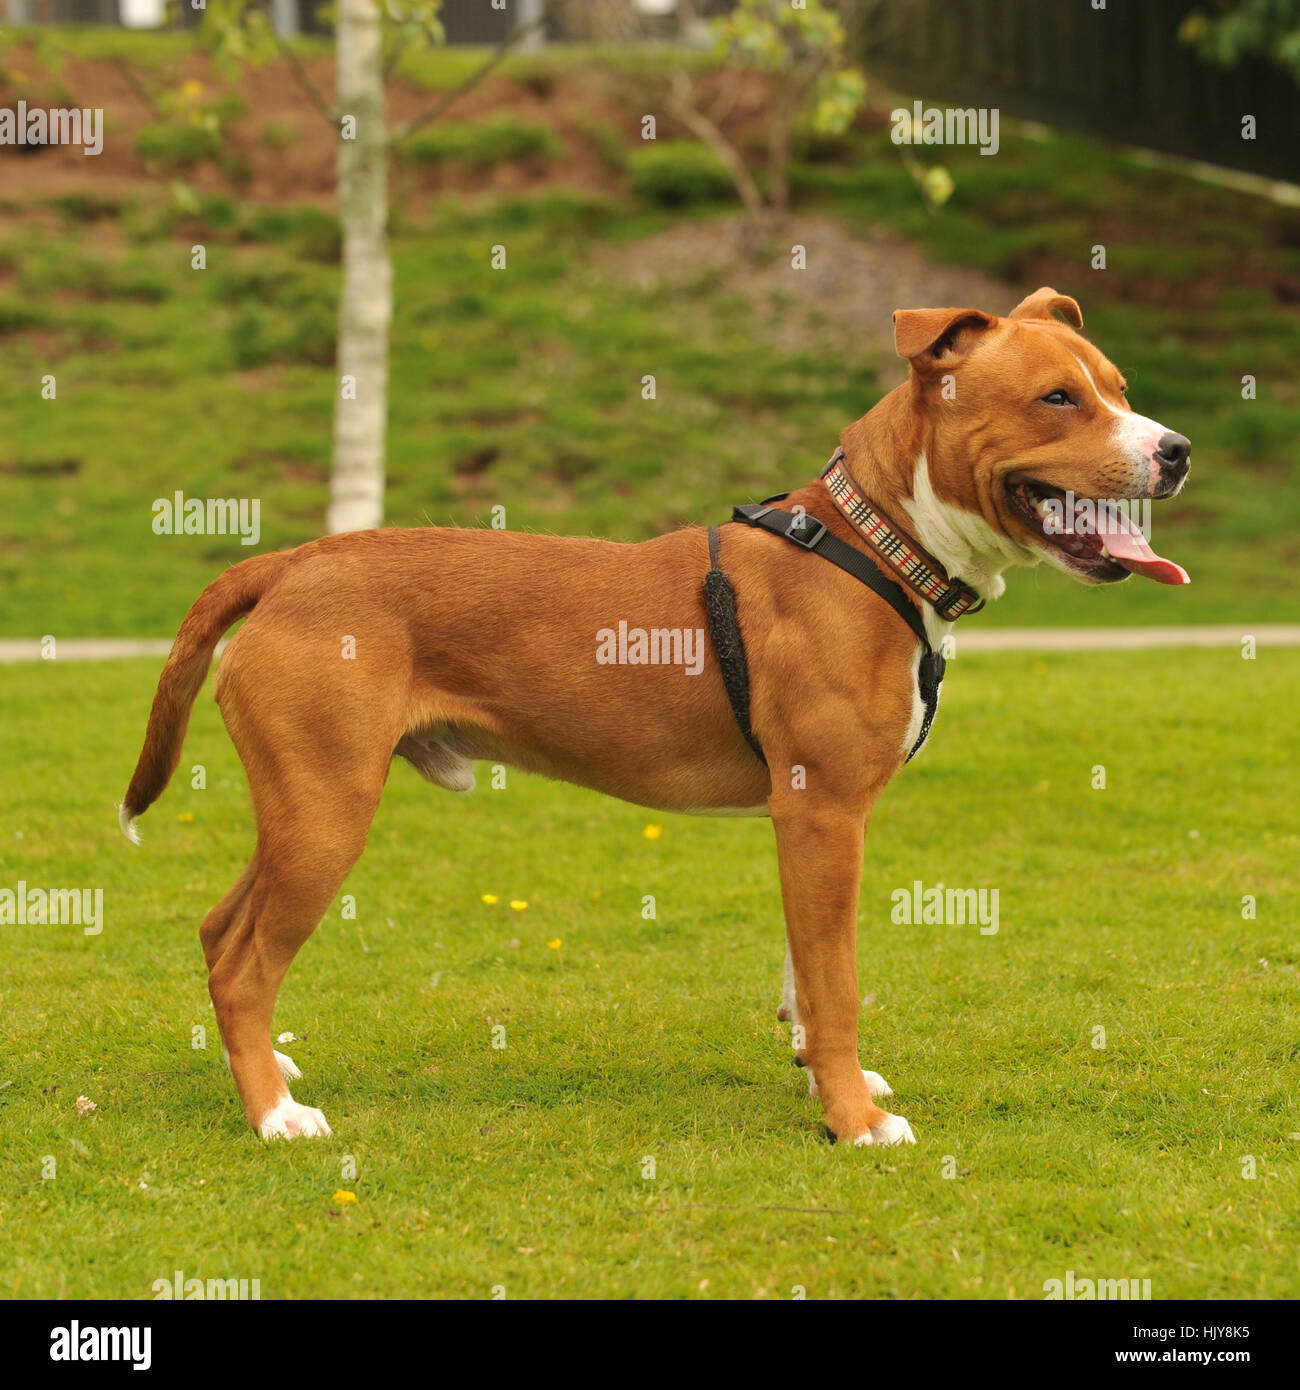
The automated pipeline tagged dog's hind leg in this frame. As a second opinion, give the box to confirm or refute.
[205,663,394,1138]
[207,773,385,1139]
[199,853,259,972]
[202,611,414,1136]
[200,855,305,1085]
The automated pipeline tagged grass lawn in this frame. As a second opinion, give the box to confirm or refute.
[1,647,1295,1300]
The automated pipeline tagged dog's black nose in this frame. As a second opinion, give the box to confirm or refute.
[1156,431,1190,484]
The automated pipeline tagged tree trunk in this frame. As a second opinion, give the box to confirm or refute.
[666,71,764,217]
[514,0,546,52]
[328,0,391,535]
[769,74,790,215]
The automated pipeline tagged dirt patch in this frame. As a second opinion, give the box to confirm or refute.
[605,213,1014,387]
[0,47,773,211]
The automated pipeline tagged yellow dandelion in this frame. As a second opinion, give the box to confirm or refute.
[332,1190,357,1205]
[547,938,562,950]
[182,79,205,100]
[643,825,662,840]
[481,893,499,905]
[510,899,528,911]
[177,811,195,823]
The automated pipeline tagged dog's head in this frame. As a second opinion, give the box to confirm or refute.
[891,287,1189,588]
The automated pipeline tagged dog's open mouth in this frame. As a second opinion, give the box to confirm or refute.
[1005,476,1190,585]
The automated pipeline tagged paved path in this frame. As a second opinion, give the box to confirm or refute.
[0,639,177,663]
[954,624,1300,652]
[2,625,1299,664]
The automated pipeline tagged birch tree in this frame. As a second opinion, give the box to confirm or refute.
[329,0,391,534]
[201,1,553,533]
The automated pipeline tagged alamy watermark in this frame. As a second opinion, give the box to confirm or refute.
[152,1268,261,1300]
[1,103,103,157]
[1044,1269,1152,1300]
[1,881,102,935]
[49,1323,149,1369]
[890,880,998,935]
[1041,493,1153,539]
[596,620,705,676]
[891,102,999,156]
[152,491,261,546]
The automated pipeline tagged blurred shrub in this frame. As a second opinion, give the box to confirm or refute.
[790,122,857,164]
[244,206,341,262]
[576,116,629,172]
[627,140,736,206]
[136,89,245,171]
[481,187,615,234]
[259,118,300,151]
[135,121,222,169]
[0,298,48,335]
[48,192,123,223]
[93,263,171,302]
[196,193,240,232]
[403,115,563,168]
[293,209,342,263]
[230,301,335,368]
[16,243,171,303]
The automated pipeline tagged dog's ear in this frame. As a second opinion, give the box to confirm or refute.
[892,306,997,370]
[1008,286,1083,329]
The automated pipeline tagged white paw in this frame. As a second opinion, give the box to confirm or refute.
[855,1112,915,1147]
[862,1069,893,1099]
[274,1050,302,1081]
[808,1068,894,1099]
[257,1096,332,1141]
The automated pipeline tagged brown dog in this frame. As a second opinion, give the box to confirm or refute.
[120,288,1190,1145]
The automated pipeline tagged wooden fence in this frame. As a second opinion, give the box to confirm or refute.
[862,0,1298,183]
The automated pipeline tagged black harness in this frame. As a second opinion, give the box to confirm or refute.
[705,502,947,767]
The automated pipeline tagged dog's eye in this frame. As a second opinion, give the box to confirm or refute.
[1040,389,1074,407]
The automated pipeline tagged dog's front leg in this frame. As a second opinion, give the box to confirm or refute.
[776,933,894,1101]
[771,801,914,1146]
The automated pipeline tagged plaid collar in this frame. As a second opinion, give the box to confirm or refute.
[820,449,985,622]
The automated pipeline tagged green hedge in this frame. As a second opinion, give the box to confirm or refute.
[627,140,737,207]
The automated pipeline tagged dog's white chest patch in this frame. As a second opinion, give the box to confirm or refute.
[901,453,1036,599]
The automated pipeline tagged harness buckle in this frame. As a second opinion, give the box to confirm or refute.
[784,515,827,550]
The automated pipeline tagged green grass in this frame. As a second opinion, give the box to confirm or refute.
[134,120,224,170]
[402,115,564,169]
[1,649,1295,1299]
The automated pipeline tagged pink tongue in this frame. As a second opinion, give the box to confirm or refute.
[1095,505,1189,585]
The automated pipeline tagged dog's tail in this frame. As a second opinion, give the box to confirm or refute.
[119,550,290,844]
